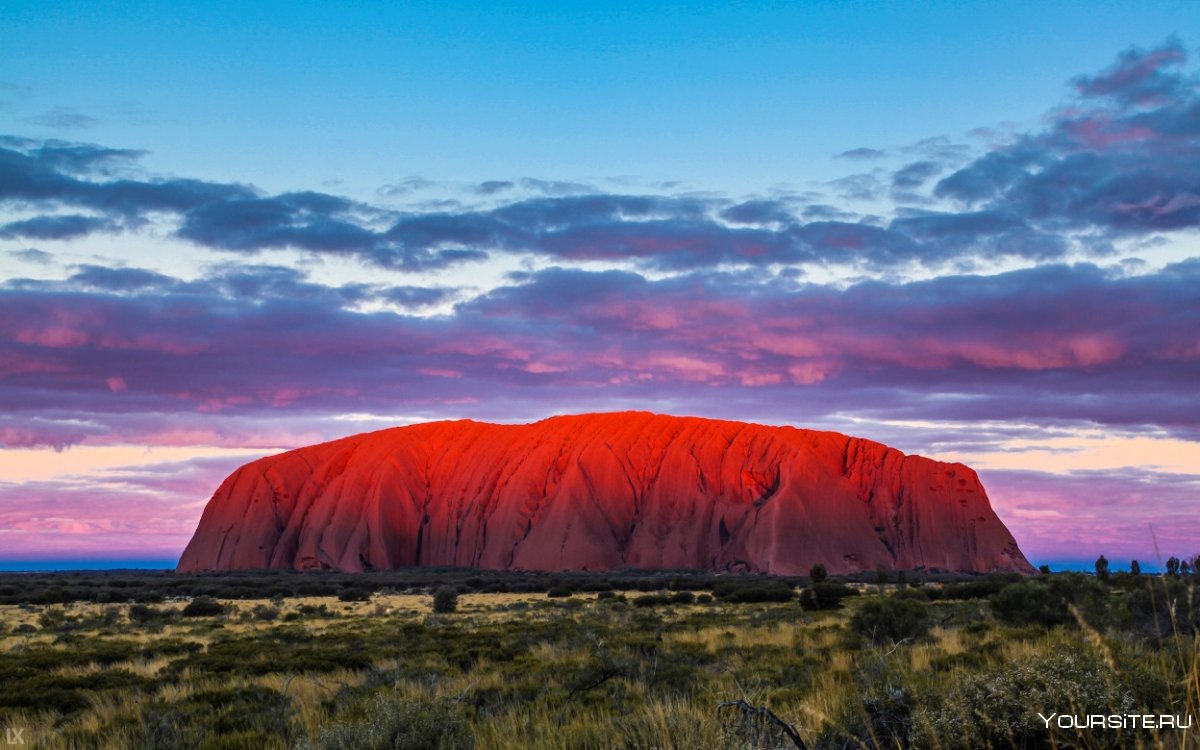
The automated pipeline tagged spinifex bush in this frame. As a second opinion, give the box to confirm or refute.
[309,692,472,750]
[137,685,296,750]
[918,646,1139,749]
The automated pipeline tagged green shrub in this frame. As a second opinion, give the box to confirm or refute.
[138,685,294,749]
[129,603,171,625]
[799,582,857,610]
[252,604,280,621]
[893,586,929,601]
[297,603,333,618]
[181,596,225,618]
[851,595,931,645]
[432,586,458,614]
[338,588,372,603]
[0,669,149,715]
[546,586,574,598]
[989,582,1071,627]
[1124,578,1200,637]
[714,580,794,603]
[932,574,1021,601]
[632,593,670,608]
[171,631,377,675]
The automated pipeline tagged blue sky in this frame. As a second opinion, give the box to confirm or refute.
[0,3,1198,569]
[4,1,1196,196]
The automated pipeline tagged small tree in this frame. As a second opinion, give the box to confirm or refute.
[432,586,458,614]
[1094,555,1110,582]
[1130,560,1141,576]
[1182,559,1193,577]
[875,565,890,587]
[896,570,908,589]
[1166,557,1180,577]
[809,563,828,584]
[1039,564,1052,575]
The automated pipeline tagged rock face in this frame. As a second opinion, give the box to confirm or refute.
[177,412,1033,575]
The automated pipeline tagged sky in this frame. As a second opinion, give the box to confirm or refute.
[0,2,1197,570]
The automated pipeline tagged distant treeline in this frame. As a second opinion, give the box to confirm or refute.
[0,567,988,605]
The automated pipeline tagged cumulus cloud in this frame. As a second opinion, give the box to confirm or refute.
[378,285,457,308]
[3,42,1197,274]
[1073,36,1187,106]
[0,140,254,214]
[378,176,437,196]
[68,264,179,292]
[835,147,887,160]
[0,214,118,240]
[0,258,1195,451]
[891,160,942,192]
[7,247,54,264]
[936,39,1200,232]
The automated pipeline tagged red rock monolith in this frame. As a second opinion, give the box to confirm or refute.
[177,412,1033,574]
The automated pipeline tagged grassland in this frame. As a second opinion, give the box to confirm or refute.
[0,570,1196,749]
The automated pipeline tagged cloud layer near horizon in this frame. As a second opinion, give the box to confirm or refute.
[1,40,1198,563]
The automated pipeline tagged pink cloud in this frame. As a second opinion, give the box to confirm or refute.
[0,455,250,558]
[985,467,1200,565]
